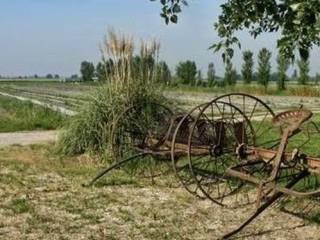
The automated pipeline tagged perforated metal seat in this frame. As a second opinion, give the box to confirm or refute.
[272,109,312,132]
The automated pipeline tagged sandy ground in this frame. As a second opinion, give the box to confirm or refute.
[0,131,58,147]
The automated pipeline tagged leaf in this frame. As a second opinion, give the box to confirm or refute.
[170,15,178,23]
[173,4,182,13]
[165,16,169,25]
[160,0,166,5]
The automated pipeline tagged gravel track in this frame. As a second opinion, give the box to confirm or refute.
[0,130,58,147]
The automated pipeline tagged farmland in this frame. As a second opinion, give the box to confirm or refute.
[0,94,65,133]
[1,81,320,113]
[1,81,320,239]
[0,144,320,240]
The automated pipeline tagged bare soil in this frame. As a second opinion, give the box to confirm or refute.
[0,131,57,147]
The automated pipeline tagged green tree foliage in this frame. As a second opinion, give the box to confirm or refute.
[153,0,320,60]
[297,58,310,85]
[315,73,320,85]
[46,74,53,79]
[241,51,254,84]
[196,70,203,86]
[80,61,95,82]
[257,48,272,90]
[276,54,290,90]
[157,61,172,85]
[224,59,237,86]
[176,60,197,85]
[96,62,107,82]
[207,63,216,87]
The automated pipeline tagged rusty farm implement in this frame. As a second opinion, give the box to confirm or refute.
[85,93,320,238]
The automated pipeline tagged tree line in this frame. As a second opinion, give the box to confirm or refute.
[80,48,318,90]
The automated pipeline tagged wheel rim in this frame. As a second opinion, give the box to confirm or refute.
[171,103,208,198]
[187,100,256,207]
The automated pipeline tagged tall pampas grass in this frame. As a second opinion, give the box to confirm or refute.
[57,29,167,159]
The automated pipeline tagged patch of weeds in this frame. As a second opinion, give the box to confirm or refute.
[7,198,33,214]
[6,160,30,172]
[25,212,56,234]
[0,95,65,132]
[0,172,25,186]
[118,207,135,223]
[141,222,183,240]
[80,212,101,224]
[94,171,140,187]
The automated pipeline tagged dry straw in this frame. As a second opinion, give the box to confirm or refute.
[100,28,160,98]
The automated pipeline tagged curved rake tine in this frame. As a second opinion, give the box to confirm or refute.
[221,170,308,239]
[83,152,149,187]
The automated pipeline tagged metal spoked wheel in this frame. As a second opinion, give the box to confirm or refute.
[171,103,208,199]
[187,100,256,207]
[111,102,173,176]
[213,93,279,149]
[187,93,277,207]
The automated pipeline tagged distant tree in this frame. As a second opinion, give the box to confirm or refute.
[176,60,197,86]
[71,74,79,79]
[34,74,38,79]
[130,55,156,81]
[241,50,254,84]
[315,73,320,85]
[224,59,237,86]
[196,70,203,86]
[54,74,60,79]
[46,74,53,79]
[207,63,216,87]
[297,58,310,85]
[276,54,290,90]
[156,61,171,85]
[292,69,298,81]
[96,62,107,82]
[257,48,272,90]
[80,61,95,82]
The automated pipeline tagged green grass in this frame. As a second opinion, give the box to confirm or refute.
[0,95,66,132]
[166,83,320,97]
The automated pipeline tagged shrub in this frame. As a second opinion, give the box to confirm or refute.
[57,30,169,158]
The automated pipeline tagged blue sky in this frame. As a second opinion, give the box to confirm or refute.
[0,0,319,76]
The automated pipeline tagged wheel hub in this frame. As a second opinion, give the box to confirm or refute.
[210,145,223,157]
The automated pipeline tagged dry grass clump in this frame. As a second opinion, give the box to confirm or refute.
[57,29,167,158]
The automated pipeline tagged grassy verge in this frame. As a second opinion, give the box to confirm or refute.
[0,95,65,132]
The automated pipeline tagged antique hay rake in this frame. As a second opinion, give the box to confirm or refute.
[85,93,320,238]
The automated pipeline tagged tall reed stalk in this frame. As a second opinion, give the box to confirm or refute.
[57,29,166,158]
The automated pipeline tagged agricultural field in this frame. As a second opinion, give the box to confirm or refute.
[3,0,320,239]
[1,81,320,239]
[0,95,65,133]
[1,81,320,113]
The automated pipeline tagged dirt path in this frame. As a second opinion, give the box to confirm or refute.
[0,130,58,147]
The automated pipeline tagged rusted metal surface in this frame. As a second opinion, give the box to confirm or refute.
[86,93,320,239]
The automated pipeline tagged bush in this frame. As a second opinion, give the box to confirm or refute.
[57,30,169,159]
